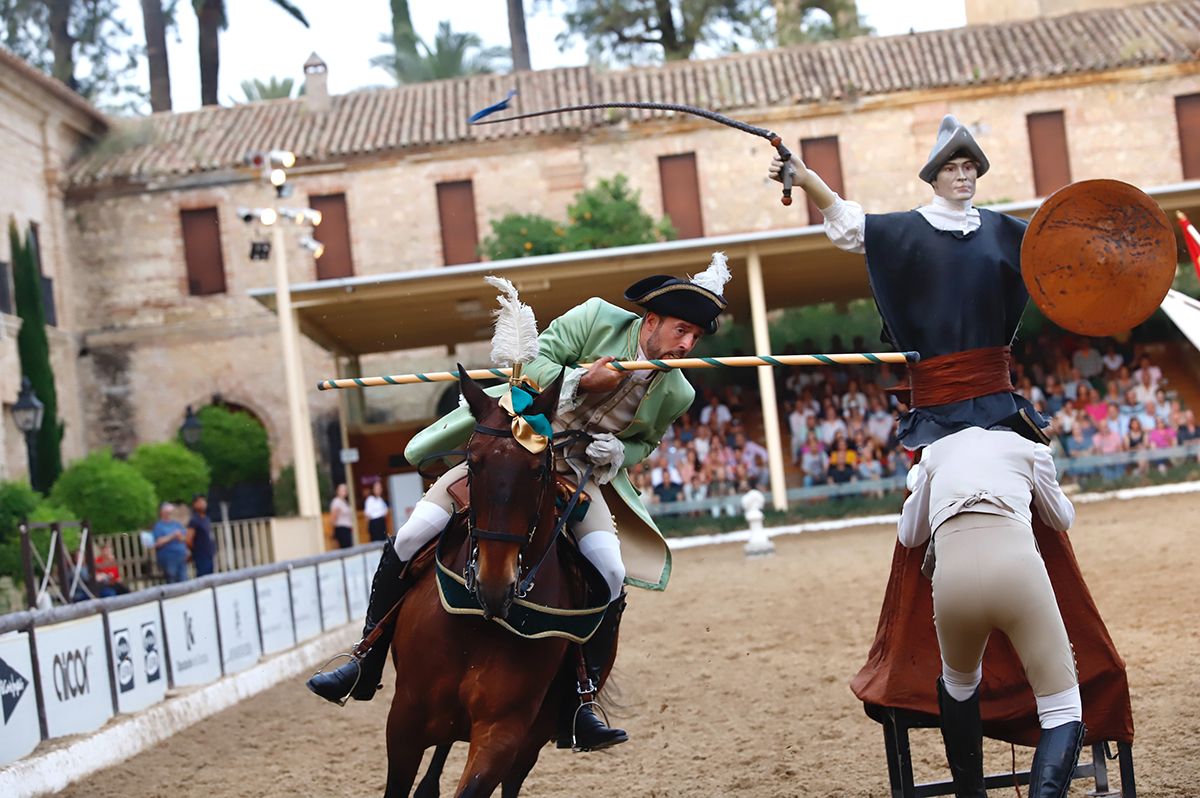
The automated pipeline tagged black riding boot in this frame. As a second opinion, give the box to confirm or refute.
[936,678,987,798]
[558,595,628,752]
[306,540,409,704]
[1028,721,1084,798]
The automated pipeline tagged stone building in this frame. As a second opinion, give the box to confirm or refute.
[4,1,1200,513]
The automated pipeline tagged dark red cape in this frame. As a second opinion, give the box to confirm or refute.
[850,515,1134,747]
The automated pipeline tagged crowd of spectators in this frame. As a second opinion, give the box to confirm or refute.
[630,332,1199,511]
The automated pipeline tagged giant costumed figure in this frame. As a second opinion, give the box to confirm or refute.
[770,116,1139,797]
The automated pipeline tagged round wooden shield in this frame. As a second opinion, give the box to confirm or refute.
[1021,179,1176,336]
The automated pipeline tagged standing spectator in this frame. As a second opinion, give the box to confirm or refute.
[364,480,390,542]
[699,393,732,428]
[186,494,217,577]
[800,433,828,487]
[330,483,354,549]
[1072,339,1104,383]
[152,502,190,583]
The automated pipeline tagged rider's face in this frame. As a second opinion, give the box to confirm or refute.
[643,314,704,360]
[932,157,978,202]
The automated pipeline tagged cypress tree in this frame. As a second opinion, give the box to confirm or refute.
[9,219,62,492]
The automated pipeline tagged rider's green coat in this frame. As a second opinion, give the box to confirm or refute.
[405,298,694,591]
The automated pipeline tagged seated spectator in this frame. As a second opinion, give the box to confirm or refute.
[800,433,828,487]
[841,379,868,415]
[1043,375,1066,415]
[788,399,813,465]
[1153,389,1172,423]
[94,543,130,597]
[1132,365,1159,405]
[1066,425,1094,459]
[1132,355,1162,391]
[866,397,894,445]
[1062,368,1085,401]
[692,424,713,463]
[1105,402,1128,437]
[1148,416,1177,450]
[683,472,709,505]
[674,413,696,444]
[152,502,190,584]
[816,403,846,447]
[1092,419,1125,481]
[651,455,684,503]
[1073,339,1104,382]
[1178,410,1200,447]
[699,393,732,429]
[1125,417,1148,451]
[1101,342,1124,378]
[858,444,884,484]
[1137,401,1159,436]
[827,438,858,485]
[1082,386,1108,424]
[1115,365,1134,396]
[733,432,769,481]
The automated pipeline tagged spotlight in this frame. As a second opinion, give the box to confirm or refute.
[237,207,278,226]
[259,207,278,226]
[249,240,272,260]
[269,149,296,169]
[243,151,267,169]
[269,168,287,187]
[300,236,325,259]
[307,208,322,226]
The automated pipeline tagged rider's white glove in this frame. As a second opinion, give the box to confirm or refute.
[584,433,625,486]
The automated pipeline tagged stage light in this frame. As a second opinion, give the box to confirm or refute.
[307,208,322,226]
[269,168,287,187]
[259,207,278,226]
[300,236,325,259]
[243,151,267,169]
[237,207,278,226]
[269,149,296,169]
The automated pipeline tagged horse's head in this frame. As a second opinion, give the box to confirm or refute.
[458,364,563,620]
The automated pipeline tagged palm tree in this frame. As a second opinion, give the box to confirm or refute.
[239,76,301,102]
[371,20,510,85]
[193,0,310,106]
[507,0,530,72]
[140,0,171,111]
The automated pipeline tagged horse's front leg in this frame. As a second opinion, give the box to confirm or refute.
[413,743,453,798]
[384,700,426,798]
[453,717,530,798]
[500,747,541,798]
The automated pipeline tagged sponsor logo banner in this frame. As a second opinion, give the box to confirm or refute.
[317,560,349,630]
[108,602,167,714]
[0,632,40,766]
[290,566,321,642]
[215,580,261,674]
[255,572,296,655]
[35,616,113,739]
[162,590,222,687]
[345,555,368,620]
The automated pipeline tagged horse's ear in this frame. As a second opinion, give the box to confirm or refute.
[458,363,495,420]
[526,367,565,423]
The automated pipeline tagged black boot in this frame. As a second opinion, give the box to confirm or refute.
[307,540,410,704]
[1028,721,1084,798]
[558,595,628,751]
[936,678,987,798]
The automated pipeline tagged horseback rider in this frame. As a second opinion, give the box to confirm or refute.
[308,255,732,752]
[770,116,1084,797]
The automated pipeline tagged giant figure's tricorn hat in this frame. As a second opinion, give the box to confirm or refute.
[919,114,990,184]
[624,252,732,335]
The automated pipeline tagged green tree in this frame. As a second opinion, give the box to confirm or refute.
[50,450,158,534]
[0,497,77,585]
[371,20,509,84]
[188,405,271,489]
[480,213,568,260]
[9,220,62,494]
[0,481,40,547]
[272,463,333,517]
[140,0,172,112]
[192,0,309,106]
[564,175,675,251]
[238,76,301,102]
[775,0,872,46]
[128,441,211,503]
[559,0,771,63]
[0,0,146,111]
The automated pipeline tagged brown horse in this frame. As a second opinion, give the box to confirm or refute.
[382,369,616,798]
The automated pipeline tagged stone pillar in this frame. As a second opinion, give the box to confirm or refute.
[746,248,789,511]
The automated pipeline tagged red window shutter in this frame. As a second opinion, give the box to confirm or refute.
[310,193,354,280]
[436,181,480,266]
[1027,111,1072,197]
[1176,94,1200,180]
[800,137,845,225]
[180,208,226,295]
[658,153,704,239]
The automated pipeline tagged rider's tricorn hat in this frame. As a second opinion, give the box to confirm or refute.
[625,252,731,334]
[919,114,990,184]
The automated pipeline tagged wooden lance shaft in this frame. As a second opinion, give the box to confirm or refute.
[316,351,920,391]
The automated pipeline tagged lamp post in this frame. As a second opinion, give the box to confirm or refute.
[179,405,203,449]
[12,376,45,490]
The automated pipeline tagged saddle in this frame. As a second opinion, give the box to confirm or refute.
[445,473,592,524]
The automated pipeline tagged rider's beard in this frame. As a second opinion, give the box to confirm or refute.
[645,325,686,361]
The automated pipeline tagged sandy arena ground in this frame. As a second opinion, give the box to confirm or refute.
[60,492,1199,797]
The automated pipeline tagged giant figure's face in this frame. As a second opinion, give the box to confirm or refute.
[931,156,978,202]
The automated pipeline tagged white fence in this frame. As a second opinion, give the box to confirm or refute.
[0,542,383,767]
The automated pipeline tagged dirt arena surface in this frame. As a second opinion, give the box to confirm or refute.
[60,492,1198,797]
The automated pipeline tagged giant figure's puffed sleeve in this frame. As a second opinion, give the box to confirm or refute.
[522,298,602,410]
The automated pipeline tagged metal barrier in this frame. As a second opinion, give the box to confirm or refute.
[0,541,383,768]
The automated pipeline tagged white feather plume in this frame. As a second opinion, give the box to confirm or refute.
[690,251,732,296]
[484,275,540,367]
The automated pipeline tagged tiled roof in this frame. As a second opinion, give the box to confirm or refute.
[0,47,109,129]
[67,0,1200,188]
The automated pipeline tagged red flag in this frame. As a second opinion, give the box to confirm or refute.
[1179,210,1200,281]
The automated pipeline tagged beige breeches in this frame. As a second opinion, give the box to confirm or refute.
[931,512,1078,698]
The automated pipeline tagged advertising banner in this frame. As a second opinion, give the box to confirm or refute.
[255,572,295,655]
[107,602,166,714]
[162,589,222,687]
[0,632,41,765]
[35,616,113,739]
[290,566,321,642]
[215,580,262,674]
[317,560,348,630]
[345,555,368,620]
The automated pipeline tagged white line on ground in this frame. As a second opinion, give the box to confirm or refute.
[0,625,357,798]
[666,480,1200,551]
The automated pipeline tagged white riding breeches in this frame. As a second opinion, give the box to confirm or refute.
[392,462,626,602]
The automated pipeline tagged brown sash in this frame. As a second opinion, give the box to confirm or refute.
[907,345,1014,408]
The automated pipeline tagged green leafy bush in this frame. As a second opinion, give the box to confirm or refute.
[0,501,81,585]
[188,405,271,489]
[50,449,157,534]
[0,481,39,545]
[480,213,567,260]
[564,175,675,251]
[272,464,334,517]
[128,441,211,503]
